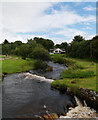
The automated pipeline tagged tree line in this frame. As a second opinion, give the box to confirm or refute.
[1,35,98,60]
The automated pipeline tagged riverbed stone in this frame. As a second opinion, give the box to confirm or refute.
[43,113,59,120]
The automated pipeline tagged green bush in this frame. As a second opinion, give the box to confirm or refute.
[33,60,48,70]
[32,44,51,61]
[53,56,65,64]
[60,69,95,79]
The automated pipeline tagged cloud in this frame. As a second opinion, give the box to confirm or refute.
[0,0,97,2]
[83,5,96,11]
[0,2,96,44]
[1,3,95,32]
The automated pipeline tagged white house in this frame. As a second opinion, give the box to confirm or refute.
[50,48,65,54]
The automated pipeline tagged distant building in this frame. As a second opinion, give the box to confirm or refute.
[50,48,65,54]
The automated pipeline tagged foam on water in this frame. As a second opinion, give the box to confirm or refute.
[20,72,54,83]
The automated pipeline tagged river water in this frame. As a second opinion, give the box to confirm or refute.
[2,62,74,118]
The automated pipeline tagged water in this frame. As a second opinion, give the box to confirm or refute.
[30,61,68,80]
[2,62,74,118]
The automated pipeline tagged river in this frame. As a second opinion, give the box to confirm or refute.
[2,62,75,118]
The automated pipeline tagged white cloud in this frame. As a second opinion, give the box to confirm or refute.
[0,2,96,44]
[1,3,95,32]
[0,31,48,43]
[54,27,91,38]
[0,0,97,2]
[83,5,96,11]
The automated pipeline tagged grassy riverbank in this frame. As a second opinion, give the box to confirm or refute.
[0,55,35,75]
[51,54,97,92]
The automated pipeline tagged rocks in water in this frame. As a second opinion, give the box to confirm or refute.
[60,96,96,118]
[78,88,97,109]
[61,112,66,116]
[46,66,53,72]
[43,113,59,120]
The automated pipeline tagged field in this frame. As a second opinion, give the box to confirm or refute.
[0,55,35,75]
[51,54,97,92]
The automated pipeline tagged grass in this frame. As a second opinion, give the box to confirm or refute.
[51,54,97,92]
[0,55,35,74]
[60,69,95,79]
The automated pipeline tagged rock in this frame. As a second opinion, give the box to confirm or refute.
[43,113,59,120]
[90,61,94,65]
[71,81,76,84]
[3,72,8,75]
[60,97,96,118]
[50,113,59,119]
[67,87,71,93]
[46,66,53,72]
[61,112,66,116]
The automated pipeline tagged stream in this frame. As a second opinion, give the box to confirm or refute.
[2,62,75,118]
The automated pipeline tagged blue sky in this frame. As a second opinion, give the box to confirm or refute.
[0,2,96,44]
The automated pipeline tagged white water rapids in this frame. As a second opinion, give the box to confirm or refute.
[20,72,54,83]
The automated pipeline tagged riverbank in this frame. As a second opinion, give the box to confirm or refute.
[0,55,35,79]
[51,54,97,109]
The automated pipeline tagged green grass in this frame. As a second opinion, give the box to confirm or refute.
[51,54,97,92]
[1,56,35,74]
[60,69,95,79]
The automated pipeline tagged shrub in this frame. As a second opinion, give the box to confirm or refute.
[33,60,48,70]
[52,55,65,64]
[32,45,51,61]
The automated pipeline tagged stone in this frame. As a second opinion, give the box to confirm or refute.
[46,66,53,72]
[43,113,59,120]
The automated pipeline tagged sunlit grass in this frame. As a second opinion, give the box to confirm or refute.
[51,54,97,92]
[1,56,35,74]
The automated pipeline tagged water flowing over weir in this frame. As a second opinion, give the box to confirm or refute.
[30,61,68,80]
[2,62,74,118]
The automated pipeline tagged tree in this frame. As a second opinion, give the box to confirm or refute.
[14,41,23,46]
[15,44,30,59]
[32,44,51,61]
[2,44,11,55]
[3,39,9,44]
[73,35,85,42]
[91,35,98,60]
[27,39,36,47]
[34,37,54,50]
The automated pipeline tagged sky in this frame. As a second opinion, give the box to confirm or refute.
[0,2,96,44]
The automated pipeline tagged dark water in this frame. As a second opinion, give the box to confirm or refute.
[2,62,74,118]
[30,61,68,80]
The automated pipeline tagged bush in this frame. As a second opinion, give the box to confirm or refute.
[52,55,65,64]
[33,60,48,70]
[32,44,51,61]
[46,66,53,71]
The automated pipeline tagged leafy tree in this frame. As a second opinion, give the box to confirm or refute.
[15,44,30,59]
[73,35,85,42]
[91,35,98,60]
[55,44,61,48]
[27,39,36,47]
[32,44,51,61]
[2,44,11,55]
[14,41,23,46]
[3,39,9,44]
[34,37,54,50]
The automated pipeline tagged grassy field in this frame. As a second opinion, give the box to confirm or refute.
[51,54,97,92]
[0,55,35,75]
